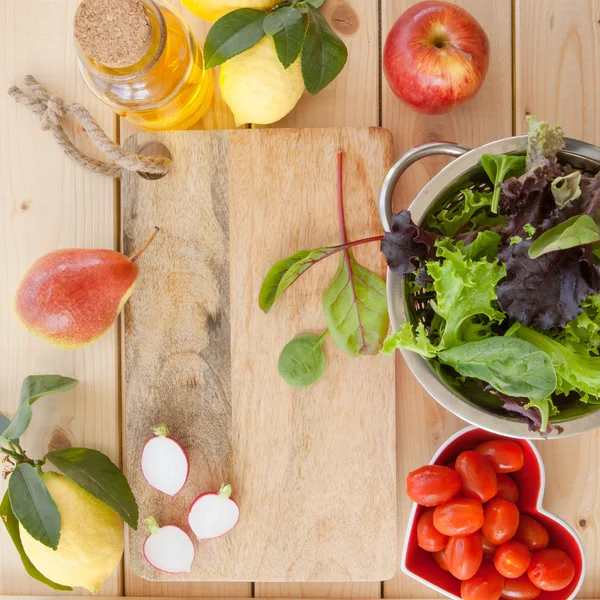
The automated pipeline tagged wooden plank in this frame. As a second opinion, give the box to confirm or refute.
[121,127,396,584]
[514,1,600,597]
[257,2,381,597]
[0,0,120,596]
[380,1,513,597]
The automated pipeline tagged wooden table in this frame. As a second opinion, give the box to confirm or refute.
[1,0,599,598]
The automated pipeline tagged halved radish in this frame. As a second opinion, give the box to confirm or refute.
[141,425,189,497]
[143,517,195,574]
[188,483,240,540]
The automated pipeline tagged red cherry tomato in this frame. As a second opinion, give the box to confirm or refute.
[475,440,525,473]
[446,532,483,581]
[527,548,575,591]
[461,563,505,600]
[406,465,462,506]
[434,497,484,536]
[494,541,531,578]
[447,461,456,470]
[501,574,541,600]
[513,515,549,551]
[482,498,520,544]
[496,474,519,503]
[433,548,450,572]
[417,508,448,552]
[482,536,498,557]
[455,450,498,502]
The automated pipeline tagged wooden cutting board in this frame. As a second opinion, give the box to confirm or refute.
[122,127,396,582]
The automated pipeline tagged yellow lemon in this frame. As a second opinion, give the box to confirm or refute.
[220,37,304,126]
[19,472,123,593]
[182,0,279,23]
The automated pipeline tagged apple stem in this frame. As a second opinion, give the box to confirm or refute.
[130,226,160,263]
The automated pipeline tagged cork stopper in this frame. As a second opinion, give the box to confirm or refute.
[74,0,152,68]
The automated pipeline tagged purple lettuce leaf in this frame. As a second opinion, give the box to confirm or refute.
[499,394,563,437]
[496,239,600,329]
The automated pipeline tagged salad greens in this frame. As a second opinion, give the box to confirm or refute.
[381,115,600,435]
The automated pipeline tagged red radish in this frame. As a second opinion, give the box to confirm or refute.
[143,517,195,574]
[141,425,189,498]
[188,483,240,540]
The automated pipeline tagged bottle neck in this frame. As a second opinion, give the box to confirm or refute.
[76,0,167,81]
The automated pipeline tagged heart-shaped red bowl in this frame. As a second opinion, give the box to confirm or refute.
[402,426,585,600]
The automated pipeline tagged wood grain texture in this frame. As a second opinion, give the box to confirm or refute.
[0,0,120,596]
[515,1,600,596]
[380,1,513,597]
[122,128,396,583]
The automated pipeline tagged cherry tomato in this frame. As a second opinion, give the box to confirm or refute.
[475,440,525,473]
[455,450,498,502]
[513,515,549,551]
[434,497,484,536]
[447,461,456,470]
[446,532,483,581]
[501,574,541,600]
[417,508,448,552]
[527,548,575,591]
[496,474,519,503]
[482,498,520,544]
[433,548,450,572]
[461,563,505,600]
[406,465,462,506]
[494,541,531,578]
[482,536,498,557]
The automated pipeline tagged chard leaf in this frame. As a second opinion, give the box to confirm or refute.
[8,464,61,550]
[428,188,493,236]
[301,5,348,94]
[45,448,138,529]
[204,8,266,69]
[263,7,304,68]
[323,249,389,357]
[497,239,600,329]
[529,215,600,258]
[438,337,557,400]
[2,376,78,441]
[278,331,327,388]
[552,171,582,207]
[382,322,436,358]
[481,154,527,213]
[0,491,71,591]
[381,210,440,277]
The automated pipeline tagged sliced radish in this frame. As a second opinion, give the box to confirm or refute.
[141,425,189,498]
[188,483,240,540]
[143,517,195,574]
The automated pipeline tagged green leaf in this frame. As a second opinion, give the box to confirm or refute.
[481,154,527,213]
[204,8,267,69]
[2,375,78,441]
[305,0,325,6]
[8,464,61,550]
[428,188,493,236]
[524,397,558,435]
[381,323,436,358]
[46,448,138,530]
[278,331,327,388]
[322,249,389,356]
[523,223,536,238]
[438,336,557,400]
[528,215,600,258]
[0,414,11,447]
[263,7,305,68]
[525,115,564,173]
[301,5,348,94]
[0,491,71,591]
[551,171,582,207]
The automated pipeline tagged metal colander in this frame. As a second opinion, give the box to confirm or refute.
[378,136,600,439]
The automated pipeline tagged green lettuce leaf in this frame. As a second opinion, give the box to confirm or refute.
[381,322,436,358]
[552,171,582,207]
[550,295,600,356]
[428,189,493,236]
[523,397,558,434]
[481,154,527,213]
[525,115,565,173]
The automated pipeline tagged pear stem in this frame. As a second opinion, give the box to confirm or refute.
[130,227,160,263]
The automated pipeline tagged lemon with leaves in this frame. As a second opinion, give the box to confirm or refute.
[220,36,304,126]
[182,0,278,23]
[19,472,123,592]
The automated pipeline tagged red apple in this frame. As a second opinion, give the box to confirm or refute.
[383,1,489,115]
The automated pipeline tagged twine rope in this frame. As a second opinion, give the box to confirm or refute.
[8,75,171,179]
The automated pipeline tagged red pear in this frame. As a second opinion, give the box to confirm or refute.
[14,228,159,349]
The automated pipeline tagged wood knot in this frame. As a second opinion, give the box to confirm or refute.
[329,2,359,35]
[47,428,73,453]
[20,201,31,212]
[579,518,587,529]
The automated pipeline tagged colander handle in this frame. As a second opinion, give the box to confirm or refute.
[378,142,471,232]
